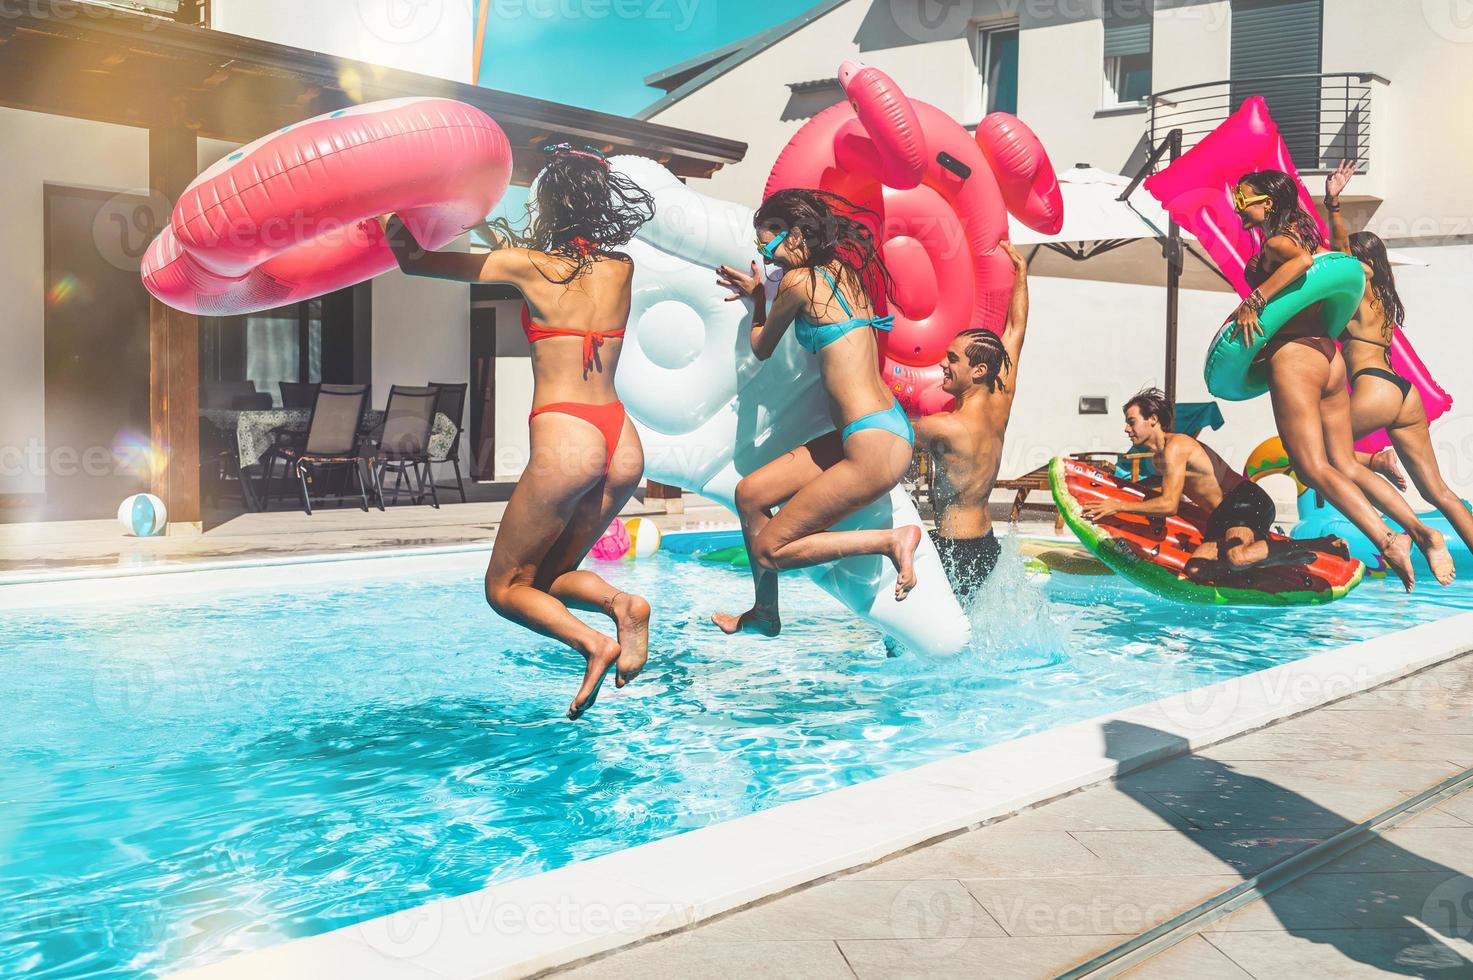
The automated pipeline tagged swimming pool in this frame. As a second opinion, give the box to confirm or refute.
[5,536,1473,978]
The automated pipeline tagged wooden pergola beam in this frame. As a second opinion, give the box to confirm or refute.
[148,127,202,530]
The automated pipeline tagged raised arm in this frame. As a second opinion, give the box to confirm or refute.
[998,240,1030,367]
[716,262,805,361]
[1324,160,1354,254]
[381,214,533,287]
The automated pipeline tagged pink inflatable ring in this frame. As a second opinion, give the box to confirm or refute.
[765,61,1061,415]
[143,98,512,316]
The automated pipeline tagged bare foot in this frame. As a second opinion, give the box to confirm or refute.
[890,525,922,601]
[611,592,651,688]
[710,608,781,637]
[568,634,621,720]
[1417,529,1457,586]
[1370,449,1407,490]
[1381,532,1415,593]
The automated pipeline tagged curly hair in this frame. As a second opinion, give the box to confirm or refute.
[1238,169,1324,253]
[482,145,655,284]
[1349,230,1406,328]
[753,188,897,315]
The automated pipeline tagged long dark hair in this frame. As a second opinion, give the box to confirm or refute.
[483,144,655,284]
[1349,230,1406,327]
[1239,169,1323,252]
[754,188,896,314]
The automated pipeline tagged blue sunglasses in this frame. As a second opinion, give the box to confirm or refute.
[757,229,789,262]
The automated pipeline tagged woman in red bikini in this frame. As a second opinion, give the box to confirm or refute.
[1231,169,1452,590]
[383,143,657,719]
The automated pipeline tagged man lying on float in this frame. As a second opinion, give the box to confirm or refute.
[1081,388,1348,581]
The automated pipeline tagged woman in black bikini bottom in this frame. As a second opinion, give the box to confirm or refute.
[1233,170,1452,590]
[1323,162,1473,557]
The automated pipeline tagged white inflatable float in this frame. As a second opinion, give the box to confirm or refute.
[609,155,970,657]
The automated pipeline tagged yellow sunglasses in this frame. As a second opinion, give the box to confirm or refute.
[1232,188,1271,213]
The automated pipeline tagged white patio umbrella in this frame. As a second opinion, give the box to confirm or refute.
[1006,164,1235,293]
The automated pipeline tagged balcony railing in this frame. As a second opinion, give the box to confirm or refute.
[1148,72,1388,174]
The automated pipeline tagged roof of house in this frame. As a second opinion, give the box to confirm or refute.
[2,0,747,183]
[636,0,852,121]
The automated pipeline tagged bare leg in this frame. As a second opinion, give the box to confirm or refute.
[1267,345,1416,591]
[1358,449,1407,490]
[712,436,834,637]
[751,429,920,601]
[537,416,653,689]
[1329,379,1453,585]
[1390,393,1473,558]
[486,415,621,719]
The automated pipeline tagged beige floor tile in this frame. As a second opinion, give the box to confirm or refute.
[1124,934,1254,979]
[849,831,1110,881]
[1121,759,1463,798]
[963,874,1238,937]
[558,936,855,979]
[1435,790,1473,826]
[1315,837,1448,875]
[838,934,1129,980]
[1148,786,1409,831]
[1205,927,1473,978]
[1070,829,1330,877]
[989,786,1194,834]
[1288,870,1473,932]
[694,879,1003,943]
[1379,827,1473,875]
[1285,708,1473,736]
[1200,731,1473,765]
[1201,882,1359,932]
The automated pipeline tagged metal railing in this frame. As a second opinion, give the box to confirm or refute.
[1148,72,1388,174]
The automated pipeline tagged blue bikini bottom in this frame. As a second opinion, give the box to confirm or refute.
[839,400,914,445]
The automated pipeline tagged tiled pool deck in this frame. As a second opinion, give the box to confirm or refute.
[554,653,1473,979]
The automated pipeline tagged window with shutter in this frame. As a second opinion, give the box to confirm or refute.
[1231,0,1324,168]
[1102,0,1154,106]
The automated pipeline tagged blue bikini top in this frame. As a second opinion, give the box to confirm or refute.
[792,267,894,354]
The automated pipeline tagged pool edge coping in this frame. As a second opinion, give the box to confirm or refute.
[169,609,1473,980]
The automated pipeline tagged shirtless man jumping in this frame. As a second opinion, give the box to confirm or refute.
[912,241,1029,604]
[1082,388,1346,580]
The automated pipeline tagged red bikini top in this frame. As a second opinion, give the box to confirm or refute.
[520,304,624,374]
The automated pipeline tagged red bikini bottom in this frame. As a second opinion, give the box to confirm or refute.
[528,400,627,475]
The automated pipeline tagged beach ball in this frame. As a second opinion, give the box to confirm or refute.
[118,493,167,537]
[590,519,631,560]
[625,517,662,558]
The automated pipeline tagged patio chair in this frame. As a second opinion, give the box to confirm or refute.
[259,384,375,515]
[427,380,469,503]
[279,381,320,409]
[373,385,440,509]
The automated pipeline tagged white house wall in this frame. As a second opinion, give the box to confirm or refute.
[209,0,476,84]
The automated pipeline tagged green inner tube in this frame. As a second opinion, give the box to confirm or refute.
[1204,251,1366,401]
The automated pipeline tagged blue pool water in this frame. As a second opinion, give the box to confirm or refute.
[4,539,1472,978]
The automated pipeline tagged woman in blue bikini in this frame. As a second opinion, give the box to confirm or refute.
[711,189,921,637]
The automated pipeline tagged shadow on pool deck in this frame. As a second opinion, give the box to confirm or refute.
[553,655,1473,980]
[1105,719,1473,977]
